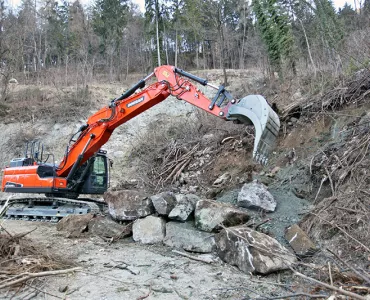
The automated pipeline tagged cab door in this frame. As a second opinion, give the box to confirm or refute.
[82,154,108,194]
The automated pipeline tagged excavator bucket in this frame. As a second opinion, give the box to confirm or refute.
[227,95,280,165]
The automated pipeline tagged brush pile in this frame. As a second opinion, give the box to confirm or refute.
[314,68,370,110]
[0,227,78,298]
[301,99,370,262]
[129,111,251,193]
[282,68,370,119]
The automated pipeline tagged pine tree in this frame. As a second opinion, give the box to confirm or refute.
[253,0,294,76]
[92,0,128,53]
[92,0,129,78]
[313,0,343,49]
[338,3,357,32]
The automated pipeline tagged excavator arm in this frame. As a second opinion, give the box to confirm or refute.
[56,65,280,179]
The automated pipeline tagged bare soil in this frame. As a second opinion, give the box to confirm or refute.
[0,220,290,300]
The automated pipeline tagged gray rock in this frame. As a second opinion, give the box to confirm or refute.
[113,150,124,158]
[183,194,200,205]
[216,225,296,274]
[164,222,216,253]
[133,216,166,244]
[104,190,154,221]
[237,181,276,212]
[150,191,176,216]
[216,189,239,204]
[89,217,132,239]
[195,200,250,232]
[168,194,199,222]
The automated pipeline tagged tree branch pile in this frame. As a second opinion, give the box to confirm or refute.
[129,112,250,192]
[314,68,370,111]
[281,68,370,119]
[300,109,370,260]
[0,227,77,296]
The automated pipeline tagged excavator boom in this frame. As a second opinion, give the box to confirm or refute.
[56,65,280,179]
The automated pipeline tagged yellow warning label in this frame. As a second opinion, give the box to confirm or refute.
[162,70,170,78]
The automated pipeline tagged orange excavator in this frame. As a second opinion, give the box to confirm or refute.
[1,65,280,221]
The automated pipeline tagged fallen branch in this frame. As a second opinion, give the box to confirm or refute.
[0,223,13,237]
[324,166,335,196]
[172,158,191,183]
[310,212,370,253]
[254,218,271,231]
[291,268,368,300]
[136,284,152,300]
[172,250,213,264]
[266,293,328,299]
[248,278,295,288]
[24,283,63,299]
[327,248,370,285]
[0,267,81,289]
[81,271,138,285]
[221,136,238,144]
[12,227,37,240]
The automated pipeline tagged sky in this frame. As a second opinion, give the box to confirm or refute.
[6,0,355,12]
[135,0,145,12]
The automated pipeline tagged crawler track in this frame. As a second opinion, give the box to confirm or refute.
[0,197,106,223]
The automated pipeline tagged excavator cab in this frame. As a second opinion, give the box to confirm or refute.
[80,150,109,194]
[1,142,109,198]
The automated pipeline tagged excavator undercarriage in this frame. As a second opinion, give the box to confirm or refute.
[1,197,102,222]
[1,65,280,222]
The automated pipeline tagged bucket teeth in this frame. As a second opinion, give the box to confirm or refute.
[253,151,268,165]
[226,95,280,164]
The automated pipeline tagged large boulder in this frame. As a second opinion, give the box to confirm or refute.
[216,225,296,275]
[164,222,216,253]
[56,213,94,238]
[89,217,132,239]
[104,190,154,221]
[237,181,276,212]
[150,192,176,216]
[133,216,166,244]
[194,200,250,232]
[168,194,199,222]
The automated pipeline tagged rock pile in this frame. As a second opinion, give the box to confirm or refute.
[100,181,298,275]
[57,214,132,239]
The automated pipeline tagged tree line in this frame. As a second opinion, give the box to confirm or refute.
[0,0,369,88]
